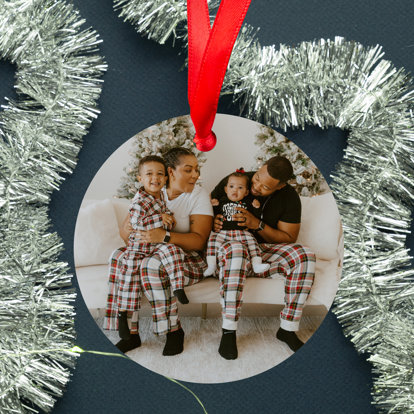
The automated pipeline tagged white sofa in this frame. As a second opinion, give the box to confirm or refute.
[74,192,342,319]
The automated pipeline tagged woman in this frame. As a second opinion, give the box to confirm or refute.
[104,147,213,355]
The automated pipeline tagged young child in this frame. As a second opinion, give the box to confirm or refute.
[204,169,270,276]
[118,155,189,340]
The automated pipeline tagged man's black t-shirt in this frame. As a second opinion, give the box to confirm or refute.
[211,171,301,243]
[214,195,261,231]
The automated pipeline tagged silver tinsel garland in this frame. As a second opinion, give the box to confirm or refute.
[0,0,106,412]
[113,1,414,412]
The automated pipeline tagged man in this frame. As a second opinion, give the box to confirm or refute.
[211,156,316,359]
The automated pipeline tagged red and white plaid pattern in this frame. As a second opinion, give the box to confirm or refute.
[116,189,187,312]
[129,188,170,233]
[140,249,206,335]
[206,230,261,260]
[104,247,136,332]
[216,241,315,330]
[118,243,186,311]
[104,245,193,333]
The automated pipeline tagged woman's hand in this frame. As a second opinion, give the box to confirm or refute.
[232,207,260,230]
[161,213,176,230]
[136,227,166,243]
[213,214,224,232]
[210,198,219,206]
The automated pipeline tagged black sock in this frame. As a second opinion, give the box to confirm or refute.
[218,329,238,360]
[116,334,141,353]
[118,311,130,340]
[163,328,185,356]
[173,289,189,304]
[276,327,304,352]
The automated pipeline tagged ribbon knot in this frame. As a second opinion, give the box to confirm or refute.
[193,130,217,152]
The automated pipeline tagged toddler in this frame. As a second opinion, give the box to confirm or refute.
[118,155,188,340]
[204,169,270,276]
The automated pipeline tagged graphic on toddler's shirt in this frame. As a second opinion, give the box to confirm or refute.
[222,201,245,221]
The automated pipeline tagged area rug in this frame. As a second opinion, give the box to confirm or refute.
[97,315,319,383]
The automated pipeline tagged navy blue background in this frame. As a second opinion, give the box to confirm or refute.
[1,1,413,412]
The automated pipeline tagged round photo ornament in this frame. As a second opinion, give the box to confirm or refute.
[73,0,343,385]
[74,113,340,383]
[114,0,414,412]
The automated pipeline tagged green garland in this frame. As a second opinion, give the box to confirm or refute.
[114,1,414,412]
[0,0,106,412]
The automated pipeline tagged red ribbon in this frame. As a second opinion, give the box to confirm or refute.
[187,0,251,152]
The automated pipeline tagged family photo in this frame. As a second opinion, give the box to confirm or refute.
[74,114,343,383]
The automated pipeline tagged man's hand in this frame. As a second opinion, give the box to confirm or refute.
[211,198,219,206]
[232,207,260,230]
[136,227,166,243]
[213,214,224,232]
[161,213,176,230]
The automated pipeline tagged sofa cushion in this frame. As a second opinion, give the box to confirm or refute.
[76,257,340,311]
[297,193,341,260]
[112,197,131,228]
[74,199,125,267]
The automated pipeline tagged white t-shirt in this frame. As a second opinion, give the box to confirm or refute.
[162,186,213,233]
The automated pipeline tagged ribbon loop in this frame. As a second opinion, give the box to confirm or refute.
[187,0,251,152]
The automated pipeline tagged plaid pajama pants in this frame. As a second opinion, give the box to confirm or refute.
[103,244,189,333]
[206,230,261,261]
[140,249,206,335]
[216,241,315,331]
[118,242,186,311]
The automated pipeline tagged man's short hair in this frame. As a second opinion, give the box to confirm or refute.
[265,156,294,183]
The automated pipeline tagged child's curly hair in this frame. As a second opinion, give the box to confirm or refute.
[138,155,167,175]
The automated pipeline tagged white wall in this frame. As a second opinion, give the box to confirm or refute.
[200,114,262,193]
[83,114,283,201]
[83,137,135,201]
